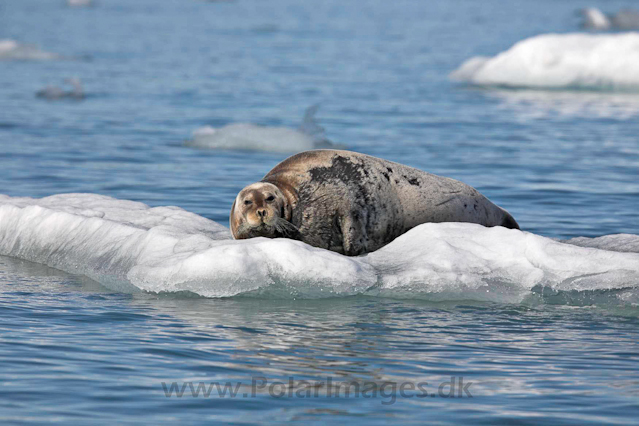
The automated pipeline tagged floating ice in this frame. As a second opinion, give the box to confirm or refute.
[0,39,60,61]
[1,193,638,303]
[36,78,85,100]
[580,8,639,31]
[186,105,338,153]
[67,0,92,7]
[581,8,611,30]
[450,33,639,90]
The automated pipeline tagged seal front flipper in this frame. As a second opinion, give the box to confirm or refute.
[339,211,368,256]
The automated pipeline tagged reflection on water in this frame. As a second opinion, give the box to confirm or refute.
[489,89,639,120]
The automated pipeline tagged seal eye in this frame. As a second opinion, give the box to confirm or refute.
[244,200,253,206]
[266,195,275,202]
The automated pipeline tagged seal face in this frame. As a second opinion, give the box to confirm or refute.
[230,150,519,256]
[230,182,298,240]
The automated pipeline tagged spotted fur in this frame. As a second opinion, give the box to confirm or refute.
[231,150,519,256]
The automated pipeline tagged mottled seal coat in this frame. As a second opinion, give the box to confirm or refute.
[230,150,519,256]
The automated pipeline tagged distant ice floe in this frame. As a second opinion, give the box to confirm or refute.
[0,39,60,61]
[581,8,639,31]
[1,193,638,304]
[36,78,85,100]
[450,33,639,90]
[186,105,339,153]
[67,0,93,6]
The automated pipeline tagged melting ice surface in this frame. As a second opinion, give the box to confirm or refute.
[1,193,638,303]
[186,105,338,153]
[0,39,60,61]
[450,33,639,90]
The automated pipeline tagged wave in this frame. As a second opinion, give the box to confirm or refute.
[186,105,340,153]
[0,39,61,61]
[450,33,639,90]
[1,193,638,304]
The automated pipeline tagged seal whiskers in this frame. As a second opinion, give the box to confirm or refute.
[274,217,299,237]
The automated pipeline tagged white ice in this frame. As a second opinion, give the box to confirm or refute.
[1,193,638,302]
[186,105,337,153]
[450,33,639,90]
[0,39,60,61]
[67,0,92,7]
[581,8,611,30]
[564,234,639,253]
[36,78,85,100]
[581,8,639,31]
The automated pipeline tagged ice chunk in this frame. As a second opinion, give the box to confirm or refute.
[67,0,92,7]
[580,8,639,31]
[186,105,338,153]
[450,33,639,90]
[0,39,60,61]
[581,8,611,30]
[36,78,85,100]
[188,124,318,153]
[1,193,638,303]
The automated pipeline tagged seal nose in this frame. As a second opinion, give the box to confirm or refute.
[257,209,267,219]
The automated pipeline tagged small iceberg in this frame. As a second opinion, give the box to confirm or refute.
[450,33,639,90]
[0,39,60,61]
[36,78,85,100]
[1,193,638,304]
[580,7,639,31]
[186,105,339,153]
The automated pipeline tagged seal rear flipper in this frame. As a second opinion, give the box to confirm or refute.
[500,210,520,230]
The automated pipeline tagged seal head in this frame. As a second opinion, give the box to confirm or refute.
[230,182,297,239]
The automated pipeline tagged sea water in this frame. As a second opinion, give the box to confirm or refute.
[1,0,639,424]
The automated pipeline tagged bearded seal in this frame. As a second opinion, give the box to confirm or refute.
[230,150,519,256]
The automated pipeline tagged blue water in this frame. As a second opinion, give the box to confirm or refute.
[1,0,639,424]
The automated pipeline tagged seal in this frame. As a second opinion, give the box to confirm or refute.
[230,150,519,256]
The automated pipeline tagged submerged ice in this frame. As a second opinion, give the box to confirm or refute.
[186,105,338,153]
[0,39,60,61]
[0,193,638,303]
[450,33,639,90]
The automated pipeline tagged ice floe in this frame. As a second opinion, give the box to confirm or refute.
[186,105,338,153]
[0,193,638,302]
[0,39,60,61]
[580,8,639,31]
[36,77,85,100]
[450,33,639,90]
